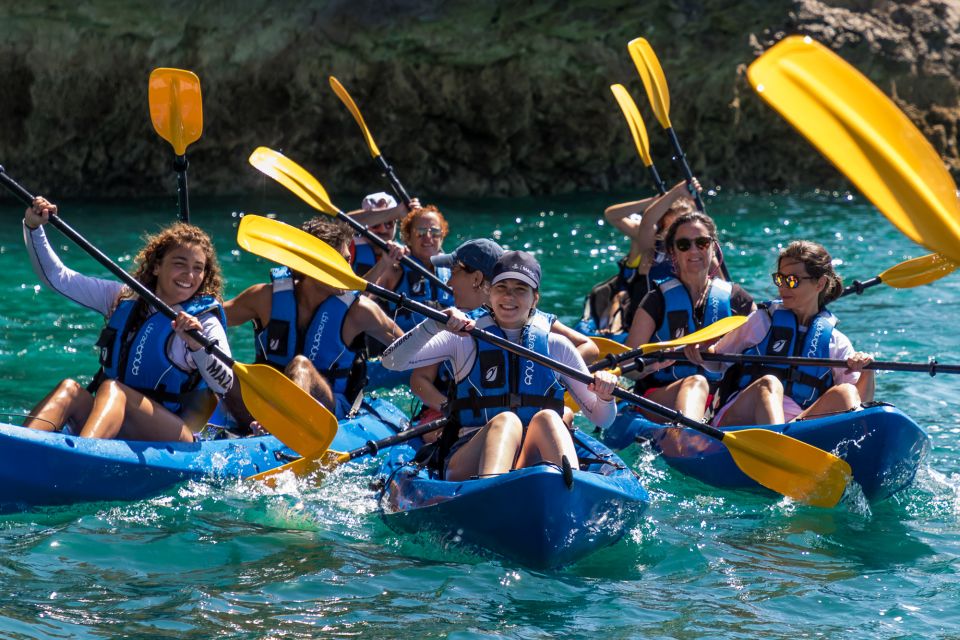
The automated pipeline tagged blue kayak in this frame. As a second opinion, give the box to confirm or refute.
[0,398,406,512]
[377,429,649,569]
[366,357,409,390]
[602,402,929,502]
[573,318,627,345]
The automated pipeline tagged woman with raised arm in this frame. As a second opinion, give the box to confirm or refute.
[21,197,233,442]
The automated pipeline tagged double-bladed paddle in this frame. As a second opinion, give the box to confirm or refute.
[610,84,667,195]
[645,351,960,377]
[148,68,203,223]
[0,166,336,458]
[746,36,960,264]
[248,146,453,295]
[329,76,413,207]
[236,212,852,508]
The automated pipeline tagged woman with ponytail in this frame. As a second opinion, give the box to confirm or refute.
[685,240,874,426]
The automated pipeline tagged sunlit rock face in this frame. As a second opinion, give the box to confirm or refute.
[0,0,956,198]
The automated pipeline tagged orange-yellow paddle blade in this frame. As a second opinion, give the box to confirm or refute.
[237,215,367,292]
[639,315,748,355]
[628,37,672,130]
[723,429,852,508]
[329,76,382,158]
[248,146,339,215]
[148,68,203,156]
[233,362,337,457]
[610,84,654,167]
[747,36,960,263]
[879,253,958,288]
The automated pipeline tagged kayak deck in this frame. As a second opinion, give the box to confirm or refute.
[603,402,929,502]
[378,430,649,569]
[0,397,406,512]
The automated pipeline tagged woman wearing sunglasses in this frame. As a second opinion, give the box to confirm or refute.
[373,204,455,332]
[382,250,618,480]
[624,211,756,422]
[685,240,874,426]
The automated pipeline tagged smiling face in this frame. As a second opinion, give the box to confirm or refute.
[408,210,445,262]
[448,262,488,310]
[668,220,714,280]
[489,279,537,329]
[153,243,207,305]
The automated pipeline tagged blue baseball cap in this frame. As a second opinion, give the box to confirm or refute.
[431,238,504,279]
[491,250,541,290]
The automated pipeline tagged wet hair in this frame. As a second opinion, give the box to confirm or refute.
[400,205,449,244]
[125,222,223,302]
[664,211,719,252]
[778,240,844,307]
[655,195,698,233]
[301,216,354,253]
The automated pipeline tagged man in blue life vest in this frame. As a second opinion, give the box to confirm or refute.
[223,216,403,426]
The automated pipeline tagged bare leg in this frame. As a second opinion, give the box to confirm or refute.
[515,410,579,470]
[79,379,193,442]
[794,383,861,421]
[285,355,336,415]
[641,376,711,423]
[445,412,523,481]
[716,375,785,427]
[23,378,93,432]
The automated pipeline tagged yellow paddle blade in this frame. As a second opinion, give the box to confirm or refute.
[724,429,852,508]
[879,253,958,288]
[747,36,960,264]
[233,362,337,457]
[246,448,352,485]
[593,336,631,359]
[237,215,367,292]
[610,84,654,167]
[248,147,340,216]
[148,68,203,155]
[639,315,747,355]
[628,37,672,130]
[329,76,382,158]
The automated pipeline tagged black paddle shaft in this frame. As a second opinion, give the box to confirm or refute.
[346,417,448,461]
[0,166,234,366]
[374,154,413,209]
[840,276,881,298]
[652,350,959,376]
[335,204,453,295]
[366,280,730,441]
[173,153,190,223]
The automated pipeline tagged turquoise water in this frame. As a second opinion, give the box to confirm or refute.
[0,190,958,638]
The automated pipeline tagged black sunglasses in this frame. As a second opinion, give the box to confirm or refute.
[674,236,713,252]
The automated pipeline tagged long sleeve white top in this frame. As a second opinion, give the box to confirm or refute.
[382,318,617,429]
[23,222,234,393]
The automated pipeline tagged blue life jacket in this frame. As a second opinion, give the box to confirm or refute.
[254,267,367,401]
[736,303,836,409]
[95,294,225,414]
[351,238,378,277]
[647,277,732,386]
[448,310,564,428]
[388,258,453,332]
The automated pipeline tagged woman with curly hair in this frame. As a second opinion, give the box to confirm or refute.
[370,204,455,332]
[20,196,233,442]
[685,240,874,426]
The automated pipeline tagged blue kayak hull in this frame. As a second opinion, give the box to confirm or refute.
[0,398,406,512]
[603,403,929,502]
[378,431,648,569]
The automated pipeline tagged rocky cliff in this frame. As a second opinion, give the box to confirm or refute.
[0,0,957,199]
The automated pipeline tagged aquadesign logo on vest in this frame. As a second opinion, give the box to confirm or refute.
[674,327,685,339]
[484,365,499,383]
[772,339,788,354]
[307,311,330,362]
[806,319,825,358]
[523,359,535,386]
[412,277,424,295]
[709,288,720,323]
[269,337,281,352]
[130,323,155,377]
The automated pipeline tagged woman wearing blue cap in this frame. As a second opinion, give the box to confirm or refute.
[410,240,598,425]
[382,250,617,480]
